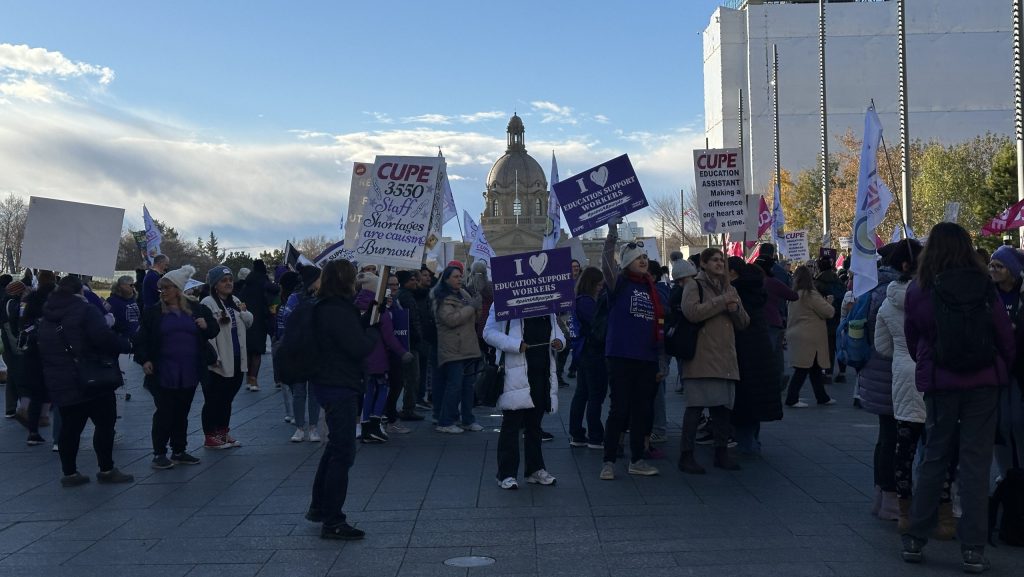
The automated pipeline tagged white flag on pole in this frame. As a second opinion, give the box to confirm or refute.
[143,205,161,264]
[851,105,895,298]
[463,210,495,261]
[542,152,561,250]
[771,181,786,258]
[440,170,457,225]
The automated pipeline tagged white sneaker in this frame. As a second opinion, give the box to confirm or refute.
[284,416,294,424]
[435,424,464,434]
[460,422,483,432]
[599,462,615,480]
[308,429,321,442]
[526,469,556,486]
[290,428,306,442]
[387,423,411,434]
[498,477,518,490]
[788,401,809,408]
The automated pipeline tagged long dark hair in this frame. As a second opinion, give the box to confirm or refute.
[430,265,462,303]
[318,260,357,299]
[792,265,815,293]
[915,222,986,290]
[575,266,603,297]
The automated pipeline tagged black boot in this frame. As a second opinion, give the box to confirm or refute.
[678,451,706,475]
[713,447,741,471]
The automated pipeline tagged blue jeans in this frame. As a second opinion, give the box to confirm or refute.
[438,358,478,427]
[309,389,358,528]
[568,354,607,444]
[292,382,321,429]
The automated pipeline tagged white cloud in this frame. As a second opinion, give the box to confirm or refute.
[593,114,610,124]
[401,113,451,125]
[0,77,66,103]
[362,111,394,124]
[530,100,577,125]
[0,43,115,85]
[459,111,505,123]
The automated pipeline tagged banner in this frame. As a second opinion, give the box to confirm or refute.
[340,161,374,262]
[693,148,747,235]
[314,239,346,267]
[982,197,1024,236]
[851,105,895,298]
[463,210,495,261]
[553,154,648,236]
[142,204,161,263]
[354,156,443,268]
[21,197,125,278]
[543,152,561,250]
[783,230,809,263]
[491,246,575,321]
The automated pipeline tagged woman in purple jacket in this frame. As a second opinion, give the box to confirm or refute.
[901,223,1015,572]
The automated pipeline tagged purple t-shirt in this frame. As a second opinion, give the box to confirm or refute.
[158,310,200,389]
[605,275,659,362]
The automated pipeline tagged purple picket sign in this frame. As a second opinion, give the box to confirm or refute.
[552,154,648,237]
[491,247,575,321]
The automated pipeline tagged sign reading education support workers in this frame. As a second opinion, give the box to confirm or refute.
[553,154,648,236]
[355,156,442,268]
[491,247,575,321]
[694,148,747,234]
[783,230,810,263]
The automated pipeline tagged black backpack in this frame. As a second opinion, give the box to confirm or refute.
[665,281,704,360]
[989,436,1024,547]
[273,297,322,385]
[932,268,998,373]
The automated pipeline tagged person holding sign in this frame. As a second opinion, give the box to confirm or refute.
[430,265,483,434]
[483,308,564,489]
[597,218,664,480]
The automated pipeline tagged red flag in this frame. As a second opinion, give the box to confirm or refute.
[727,242,744,258]
[836,254,847,269]
[982,197,1024,236]
[746,243,763,264]
[757,196,772,238]
[874,233,884,249]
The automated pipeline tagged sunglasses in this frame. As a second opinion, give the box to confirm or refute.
[626,241,645,249]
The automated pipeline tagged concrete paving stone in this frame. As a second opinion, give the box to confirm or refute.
[228,515,298,537]
[6,565,193,577]
[414,517,533,533]
[0,550,79,565]
[256,563,332,577]
[185,565,262,577]
[400,547,471,563]
[269,547,342,567]
[610,562,836,577]
[395,562,467,577]
[408,530,534,548]
[16,537,98,554]
[0,520,67,554]
[339,532,410,549]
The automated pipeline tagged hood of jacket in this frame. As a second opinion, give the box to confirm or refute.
[886,279,909,312]
[732,269,767,311]
[42,292,88,323]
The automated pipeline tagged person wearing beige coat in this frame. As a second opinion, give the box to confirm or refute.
[430,265,483,432]
[678,249,750,475]
[784,266,835,407]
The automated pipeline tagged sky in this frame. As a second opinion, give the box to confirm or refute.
[0,0,727,254]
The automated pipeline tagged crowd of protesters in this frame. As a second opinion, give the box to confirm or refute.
[2,219,1024,572]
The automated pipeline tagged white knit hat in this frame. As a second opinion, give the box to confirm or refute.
[355,272,380,293]
[619,242,647,268]
[163,265,196,291]
[671,259,697,280]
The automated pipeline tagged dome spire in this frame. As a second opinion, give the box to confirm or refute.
[506,114,526,152]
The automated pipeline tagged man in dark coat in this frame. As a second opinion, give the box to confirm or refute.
[239,259,276,390]
[37,276,133,487]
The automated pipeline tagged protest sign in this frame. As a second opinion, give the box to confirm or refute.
[638,237,661,264]
[314,239,346,267]
[491,247,575,321]
[943,201,960,224]
[21,197,125,278]
[838,237,851,250]
[339,162,374,262]
[693,148,747,235]
[553,154,648,236]
[819,247,838,265]
[354,156,443,268]
[783,230,809,263]
[566,236,588,266]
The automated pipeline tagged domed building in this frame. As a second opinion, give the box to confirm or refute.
[479,114,553,256]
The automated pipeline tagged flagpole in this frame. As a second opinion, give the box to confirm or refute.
[1014,0,1024,246]
[898,0,912,233]
[819,0,831,245]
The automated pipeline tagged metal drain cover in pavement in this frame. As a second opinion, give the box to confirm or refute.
[444,556,496,568]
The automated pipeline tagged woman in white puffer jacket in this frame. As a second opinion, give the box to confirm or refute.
[483,307,564,490]
[875,277,955,539]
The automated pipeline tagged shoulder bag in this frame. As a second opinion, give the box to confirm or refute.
[474,320,511,408]
[57,324,124,392]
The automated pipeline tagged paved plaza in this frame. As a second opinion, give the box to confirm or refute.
[2,358,1023,577]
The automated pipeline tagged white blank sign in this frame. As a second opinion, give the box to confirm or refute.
[20,197,125,278]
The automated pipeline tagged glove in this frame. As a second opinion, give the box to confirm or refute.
[401,351,415,364]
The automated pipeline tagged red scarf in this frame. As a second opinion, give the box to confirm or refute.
[625,269,664,343]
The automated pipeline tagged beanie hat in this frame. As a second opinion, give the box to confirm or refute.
[297,264,321,288]
[163,265,196,291]
[396,270,416,286]
[671,260,697,280]
[619,243,646,268]
[669,250,684,263]
[237,268,251,281]
[447,260,465,273]
[470,260,488,274]
[5,280,26,296]
[279,271,300,295]
[206,265,232,288]
[992,245,1024,279]
[355,272,380,293]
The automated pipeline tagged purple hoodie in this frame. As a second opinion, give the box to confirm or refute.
[354,289,407,374]
[904,280,1015,392]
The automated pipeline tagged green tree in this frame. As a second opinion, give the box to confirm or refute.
[205,231,224,262]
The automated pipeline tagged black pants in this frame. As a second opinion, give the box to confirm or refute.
[310,390,359,529]
[681,405,731,451]
[201,362,243,434]
[58,393,117,476]
[895,419,955,501]
[785,356,831,405]
[150,385,198,455]
[603,357,658,464]
[497,407,545,480]
[874,414,898,492]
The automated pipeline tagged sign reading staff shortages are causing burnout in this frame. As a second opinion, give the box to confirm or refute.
[553,154,648,237]
[355,156,443,269]
[694,148,747,235]
[491,247,575,321]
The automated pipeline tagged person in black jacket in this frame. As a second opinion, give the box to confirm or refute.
[17,270,57,446]
[239,259,276,391]
[37,276,132,487]
[728,258,783,456]
[393,270,424,421]
[306,259,378,541]
[133,265,219,470]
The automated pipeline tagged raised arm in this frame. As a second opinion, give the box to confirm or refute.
[602,218,621,292]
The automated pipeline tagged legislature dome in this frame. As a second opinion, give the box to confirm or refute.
[485,114,547,194]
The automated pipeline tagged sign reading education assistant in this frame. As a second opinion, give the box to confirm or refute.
[694,148,747,235]
[552,154,648,236]
[491,247,575,321]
